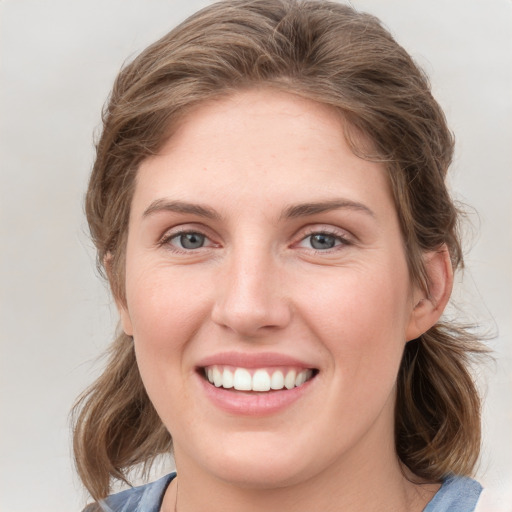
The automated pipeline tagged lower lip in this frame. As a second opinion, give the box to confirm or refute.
[197,372,316,416]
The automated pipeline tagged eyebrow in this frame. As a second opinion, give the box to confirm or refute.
[142,199,220,220]
[142,198,374,221]
[281,199,375,219]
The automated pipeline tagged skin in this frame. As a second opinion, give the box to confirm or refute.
[117,89,452,512]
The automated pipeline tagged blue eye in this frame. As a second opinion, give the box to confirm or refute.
[170,232,207,250]
[298,231,348,251]
[308,233,339,250]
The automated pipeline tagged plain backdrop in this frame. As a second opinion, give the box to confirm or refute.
[1,1,511,510]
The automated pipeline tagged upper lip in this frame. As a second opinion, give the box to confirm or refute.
[196,351,317,370]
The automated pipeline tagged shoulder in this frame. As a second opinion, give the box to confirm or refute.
[424,475,483,512]
[82,473,176,512]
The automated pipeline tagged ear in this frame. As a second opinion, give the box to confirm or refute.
[104,252,134,336]
[118,303,134,337]
[405,245,453,341]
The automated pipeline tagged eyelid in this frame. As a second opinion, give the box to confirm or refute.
[293,225,354,250]
[157,224,219,251]
[156,223,354,253]
[298,224,353,240]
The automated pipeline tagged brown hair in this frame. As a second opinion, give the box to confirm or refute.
[73,0,487,501]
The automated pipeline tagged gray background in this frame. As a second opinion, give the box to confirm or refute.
[1,1,510,510]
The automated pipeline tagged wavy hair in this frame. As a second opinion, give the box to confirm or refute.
[73,0,487,501]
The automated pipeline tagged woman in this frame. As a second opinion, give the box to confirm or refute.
[73,1,487,510]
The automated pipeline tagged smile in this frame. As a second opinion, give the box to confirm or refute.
[203,365,316,392]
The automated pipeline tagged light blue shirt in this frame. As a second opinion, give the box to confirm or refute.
[85,472,483,512]
[424,474,483,512]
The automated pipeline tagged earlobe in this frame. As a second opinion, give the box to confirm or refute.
[119,306,134,336]
[405,245,453,341]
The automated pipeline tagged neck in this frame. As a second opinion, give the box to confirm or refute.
[163,447,439,512]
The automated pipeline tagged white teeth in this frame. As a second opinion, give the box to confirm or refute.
[295,371,306,387]
[204,366,314,392]
[222,368,234,389]
[284,370,296,390]
[270,370,285,390]
[213,366,223,387]
[252,369,271,391]
[233,368,252,391]
[295,370,312,387]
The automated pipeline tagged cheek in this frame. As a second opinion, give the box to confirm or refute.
[124,267,209,394]
[126,263,208,340]
[301,263,412,380]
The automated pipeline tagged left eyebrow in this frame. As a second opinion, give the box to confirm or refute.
[142,199,221,220]
[281,199,375,219]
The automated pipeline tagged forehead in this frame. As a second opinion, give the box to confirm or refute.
[132,88,394,221]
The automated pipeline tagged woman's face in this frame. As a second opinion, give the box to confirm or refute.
[119,89,423,488]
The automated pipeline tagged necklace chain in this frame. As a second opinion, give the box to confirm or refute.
[174,478,178,512]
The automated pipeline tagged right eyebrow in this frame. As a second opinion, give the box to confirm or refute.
[281,199,375,220]
[142,199,221,220]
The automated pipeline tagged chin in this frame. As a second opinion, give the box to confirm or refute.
[190,432,322,490]
[214,458,312,490]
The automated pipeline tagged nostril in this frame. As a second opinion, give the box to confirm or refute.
[211,303,293,336]
[210,269,292,336]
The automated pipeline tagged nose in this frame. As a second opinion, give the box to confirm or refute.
[211,248,292,338]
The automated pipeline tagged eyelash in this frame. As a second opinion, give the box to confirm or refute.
[297,228,352,252]
[158,227,352,254]
[158,229,216,253]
